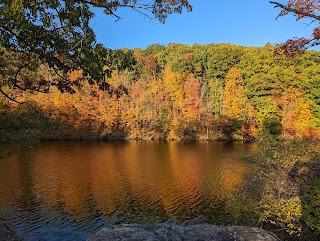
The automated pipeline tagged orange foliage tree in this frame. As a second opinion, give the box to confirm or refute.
[281,87,315,138]
[181,74,202,138]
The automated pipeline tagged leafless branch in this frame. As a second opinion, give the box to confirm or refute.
[51,66,71,84]
[0,88,38,112]
[70,0,153,20]
[13,61,33,89]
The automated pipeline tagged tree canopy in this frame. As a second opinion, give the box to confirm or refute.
[0,0,192,97]
[1,43,320,141]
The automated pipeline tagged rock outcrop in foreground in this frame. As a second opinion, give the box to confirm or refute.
[87,224,280,241]
[0,221,21,241]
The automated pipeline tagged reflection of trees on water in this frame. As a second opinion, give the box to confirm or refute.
[0,141,250,238]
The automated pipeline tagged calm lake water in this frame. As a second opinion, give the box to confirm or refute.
[0,140,256,241]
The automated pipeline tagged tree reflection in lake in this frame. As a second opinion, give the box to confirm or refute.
[0,140,254,241]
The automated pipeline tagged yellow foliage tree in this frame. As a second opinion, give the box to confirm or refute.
[222,68,246,120]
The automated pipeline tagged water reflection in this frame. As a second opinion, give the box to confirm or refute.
[0,140,253,241]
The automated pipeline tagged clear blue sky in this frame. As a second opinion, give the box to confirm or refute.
[91,0,318,50]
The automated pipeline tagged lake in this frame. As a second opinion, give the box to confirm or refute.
[0,140,256,241]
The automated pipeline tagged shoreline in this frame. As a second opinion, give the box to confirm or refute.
[0,134,256,143]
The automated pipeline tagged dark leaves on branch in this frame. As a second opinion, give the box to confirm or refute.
[275,38,311,58]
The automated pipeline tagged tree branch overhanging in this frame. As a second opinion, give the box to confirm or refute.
[269,1,320,56]
[0,0,192,106]
[70,0,156,21]
[270,1,320,21]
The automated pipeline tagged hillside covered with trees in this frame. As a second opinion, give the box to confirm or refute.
[1,43,320,141]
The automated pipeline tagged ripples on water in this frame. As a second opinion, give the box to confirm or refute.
[0,140,255,241]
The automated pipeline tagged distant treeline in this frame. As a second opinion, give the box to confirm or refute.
[1,43,320,140]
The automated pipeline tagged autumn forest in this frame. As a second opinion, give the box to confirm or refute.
[1,43,320,141]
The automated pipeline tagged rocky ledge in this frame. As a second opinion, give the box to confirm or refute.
[0,221,21,241]
[87,224,280,241]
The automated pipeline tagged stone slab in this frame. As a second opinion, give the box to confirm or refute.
[87,224,280,241]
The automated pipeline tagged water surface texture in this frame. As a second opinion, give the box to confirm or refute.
[0,140,254,241]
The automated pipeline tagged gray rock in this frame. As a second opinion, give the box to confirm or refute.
[0,221,22,241]
[87,224,280,241]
